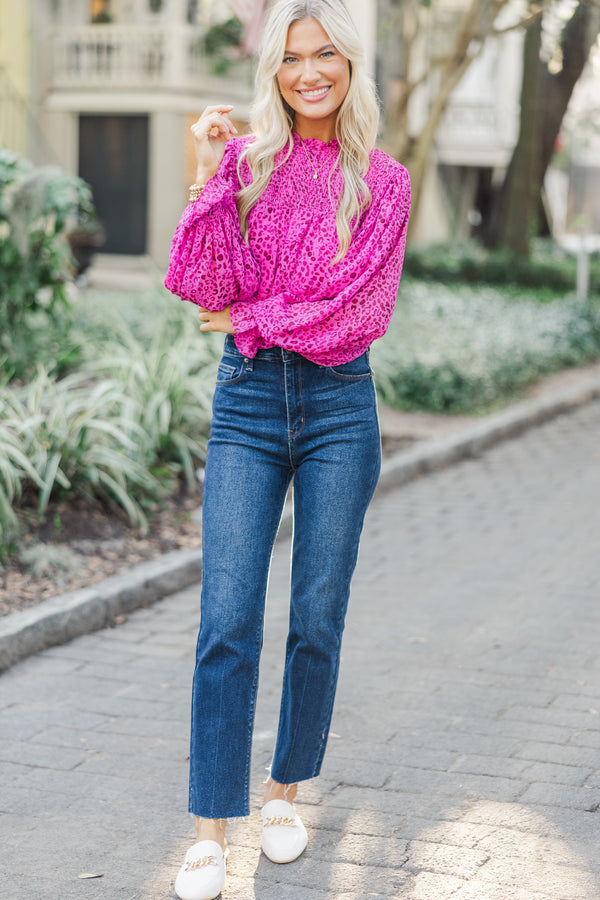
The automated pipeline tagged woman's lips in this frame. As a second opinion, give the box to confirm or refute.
[296,85,332,102]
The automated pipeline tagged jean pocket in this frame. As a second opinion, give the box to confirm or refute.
[216,357,249,385]
[324,353,372,381]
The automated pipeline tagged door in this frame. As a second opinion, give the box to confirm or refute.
[78,115,149,255]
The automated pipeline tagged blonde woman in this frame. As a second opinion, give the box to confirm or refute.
[165,1,410,897]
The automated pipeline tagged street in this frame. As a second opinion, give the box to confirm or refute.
[1,401,600,899]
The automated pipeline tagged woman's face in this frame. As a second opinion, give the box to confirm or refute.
[276,17,351,139]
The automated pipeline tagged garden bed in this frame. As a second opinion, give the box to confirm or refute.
[3,358,600,620]
[3,277,600,612]
[0,492,202,618]
[372,278,600,413]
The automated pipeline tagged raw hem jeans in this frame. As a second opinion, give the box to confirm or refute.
[189,335,381,818]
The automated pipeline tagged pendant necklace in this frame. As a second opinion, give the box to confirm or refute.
[300,136,332,181]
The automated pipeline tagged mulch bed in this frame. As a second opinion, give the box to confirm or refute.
[1,434,418,620]
[0,492,202,618]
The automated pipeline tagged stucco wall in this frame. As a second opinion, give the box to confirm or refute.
[0,0,32,154]
[0,0,31,101]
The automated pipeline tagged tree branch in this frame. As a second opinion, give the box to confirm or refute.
[398,54,458,112]
[493,2,548,36]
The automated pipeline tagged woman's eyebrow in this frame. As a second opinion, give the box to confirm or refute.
[283,43,336,56]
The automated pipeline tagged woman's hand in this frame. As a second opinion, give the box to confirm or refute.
[191,105,238,185]
[198,306,235,334]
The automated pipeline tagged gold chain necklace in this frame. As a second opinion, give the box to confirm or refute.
[300,137,332,181]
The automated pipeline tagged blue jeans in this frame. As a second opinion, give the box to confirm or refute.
[189,334,381,818]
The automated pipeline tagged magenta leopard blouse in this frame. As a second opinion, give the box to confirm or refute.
[165,133,410,366]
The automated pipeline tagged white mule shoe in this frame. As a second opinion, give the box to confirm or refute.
[261,798,308,864]
[174,839,228,900]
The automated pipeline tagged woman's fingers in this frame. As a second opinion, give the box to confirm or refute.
[190,105,237,179]
[191,116,233,138]
[198,308,213,331]
[203,104,235,116]
[197,306,234,334]
[192,106,238,141]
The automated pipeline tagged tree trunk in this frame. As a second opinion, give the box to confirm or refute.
[484,3,600,250]
[539,4,599,181]
[490,16,543,254]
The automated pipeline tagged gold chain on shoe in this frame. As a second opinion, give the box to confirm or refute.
[184,855,218,871]
[264,816,297,827]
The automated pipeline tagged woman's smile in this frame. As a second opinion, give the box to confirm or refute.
[296,85,332,101]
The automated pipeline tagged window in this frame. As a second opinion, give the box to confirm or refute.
[90,0,111,23]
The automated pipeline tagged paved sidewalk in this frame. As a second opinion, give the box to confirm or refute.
[1,401,600,899]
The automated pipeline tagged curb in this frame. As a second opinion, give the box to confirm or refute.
[0,549,202,673]
[376,374,600,495]
[1,375,599,674]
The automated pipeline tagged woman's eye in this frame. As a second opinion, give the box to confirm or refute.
[320,51,335,59]
[283,56,298,64]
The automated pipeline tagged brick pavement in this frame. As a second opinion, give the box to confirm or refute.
[1,401,600,899]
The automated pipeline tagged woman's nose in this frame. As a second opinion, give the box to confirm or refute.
[301,59,320,83]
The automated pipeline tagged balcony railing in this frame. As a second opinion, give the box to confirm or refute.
[48,24,253,94]
[436,98,520,166]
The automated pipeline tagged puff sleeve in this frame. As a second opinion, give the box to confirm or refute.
[164,138,260,310]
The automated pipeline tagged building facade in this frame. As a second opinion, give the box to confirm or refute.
[30,0,258,265]
[6,0,375,268]
[4,1,594,263]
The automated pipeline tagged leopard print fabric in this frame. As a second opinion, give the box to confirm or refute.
[164,133,411,366]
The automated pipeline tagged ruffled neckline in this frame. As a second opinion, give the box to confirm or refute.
[292,131,339,150]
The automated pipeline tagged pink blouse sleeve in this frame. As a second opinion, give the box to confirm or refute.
[229,165,411,365]
[164,139,260,310]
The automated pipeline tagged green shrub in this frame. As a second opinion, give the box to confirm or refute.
[0,150,93,380]
[372,280,600,414]
[0,417,45,559]
[79,304,221,488]
[403,240,600,294]
[5,274,600,558]
[203,17,243,73]
[204,16,242,55]
[0,294,222,557]
[1,369,160,537]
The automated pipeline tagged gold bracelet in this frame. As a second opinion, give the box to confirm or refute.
[189,183,206,203]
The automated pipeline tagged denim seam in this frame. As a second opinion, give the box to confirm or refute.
[274,652,313,784]
[208,665,226,814]
[241,608,265,814]
[283,359,301,468]
[323,351,373,381]
[325,370,372,382]
[289,360,306,440]
[240,471,293,813]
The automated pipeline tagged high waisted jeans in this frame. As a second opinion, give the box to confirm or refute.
[189,334,381,818]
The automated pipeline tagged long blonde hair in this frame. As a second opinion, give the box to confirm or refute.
[237,0,379,263]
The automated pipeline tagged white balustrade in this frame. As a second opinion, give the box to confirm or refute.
[49,24,216,91]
